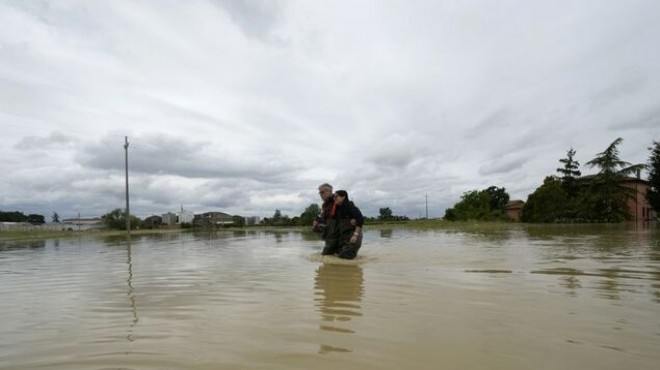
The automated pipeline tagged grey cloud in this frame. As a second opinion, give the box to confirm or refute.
[363,133,436,170]
[610,105,660,130]
[479,156,528,176]
[2,1,659,219]
[211,0,284,40]
[77,134,300,182]
[589,70,647,110]
[465,109,512,139]
[14,131,74,150]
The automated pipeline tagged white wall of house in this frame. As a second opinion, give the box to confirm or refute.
[178,211,194,224]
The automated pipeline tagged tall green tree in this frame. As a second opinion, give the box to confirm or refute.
[378,207,393,221]
[521,176,569,222]
[299,203,321,226]
[584,137,645,222]
[557,148,581,197]
[445,186,510,221]
[231,215,246,227]
[51,212,60,223]
[27,214,45,225]
[102,208,140,230]
[0,211,28,222]
[484,186,510,211]
[647,141,660,214]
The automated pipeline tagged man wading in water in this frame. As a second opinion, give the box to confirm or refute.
[321,190,364,260]
[313,183,334,239]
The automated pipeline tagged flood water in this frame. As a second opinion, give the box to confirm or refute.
[1,224,659,370]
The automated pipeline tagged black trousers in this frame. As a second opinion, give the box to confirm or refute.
[322,234,362,259]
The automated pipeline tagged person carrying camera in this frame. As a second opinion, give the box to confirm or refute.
[321,190,364,259]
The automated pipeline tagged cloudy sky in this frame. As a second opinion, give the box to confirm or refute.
[1,0,659,220]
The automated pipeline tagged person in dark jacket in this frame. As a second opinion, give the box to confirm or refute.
[313,183,334,239]
[322,190,364,259]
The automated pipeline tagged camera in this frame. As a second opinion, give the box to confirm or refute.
[313,215,326,232]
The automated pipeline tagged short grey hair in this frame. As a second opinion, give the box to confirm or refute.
[318,183,333,192]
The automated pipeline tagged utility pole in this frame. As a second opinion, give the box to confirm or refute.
[635,169,640,223]
[124,136,131,237]
[425,194,428,219]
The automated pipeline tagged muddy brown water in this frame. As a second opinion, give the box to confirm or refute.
[1,224,659,369]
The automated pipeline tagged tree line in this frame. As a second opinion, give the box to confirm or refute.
[261,205,408,227]
[0,211,59,224]
[442,138,660,223]
[8,138,658,228]
[98,204,409,231]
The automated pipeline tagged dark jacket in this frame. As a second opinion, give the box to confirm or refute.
[314,198,335,239]
[326,201,364,241]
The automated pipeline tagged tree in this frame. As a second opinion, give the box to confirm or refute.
[586,138,643,177]
[452,190,491,220]
[0,211,28,222]
[299,203,321,226]
[557,148,581,197]
[231,215,246,227]
[27,214,45,225]
[484,186,510,211]
[647,141,660,214]
[444,208,457,221]
[584,137,645,222]
[521,176,569,222]
[265,209,294,226]
[102,208,140,230]
[378,207,393,221]
[272,209,282,223]
[444,186,510,221]
[51,212,60,223]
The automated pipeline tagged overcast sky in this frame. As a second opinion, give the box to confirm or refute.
[1,0,659,220]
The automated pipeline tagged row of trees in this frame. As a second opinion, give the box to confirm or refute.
[442,138,660,223]
[102,203,410,230]
[648,141,660,213]
[0,211,59,224]
[522,138,651,222]
[444,186,510,221]
[261,205,409,227]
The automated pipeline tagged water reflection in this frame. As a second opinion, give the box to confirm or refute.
[597,269,621,301]
[560,275,582,297]
[301,230,323,242]
[0,239,46,251]
[446,226,514,243]
[265,230,289,243]
[380,229,393,238]
[126,241,138,342]
[314,263,364,354]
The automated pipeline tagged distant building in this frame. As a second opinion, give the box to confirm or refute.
[193,212,235,227]
[178,210,195,224]
[505,200,525,221]
[621,177,656,221]
[245,216,260,226]
[161,212,178,225]
[143,215,163,228]
[0,222,30,231]
[61,217,103,231]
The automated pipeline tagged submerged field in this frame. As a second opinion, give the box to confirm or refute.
[1,223,659,369]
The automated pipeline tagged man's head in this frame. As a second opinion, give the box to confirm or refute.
[318,183,333,202]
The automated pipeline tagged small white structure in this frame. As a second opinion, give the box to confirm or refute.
[0,222,30,231]
[178,210,194,224]
[61,217,103,231]
[162,212,178,225]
